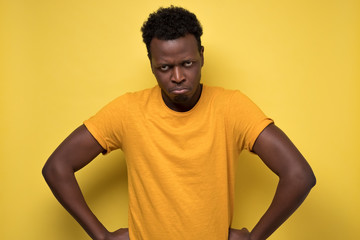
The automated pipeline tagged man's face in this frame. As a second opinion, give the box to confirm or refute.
[150,34,204,111]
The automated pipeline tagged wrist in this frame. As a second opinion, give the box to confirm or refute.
[249,232,264,240]
[93,229,111,240]
[86,223,110,240]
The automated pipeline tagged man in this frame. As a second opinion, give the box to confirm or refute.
[43,6,316,240]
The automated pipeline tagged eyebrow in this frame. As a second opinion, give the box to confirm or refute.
[154,58,197,66]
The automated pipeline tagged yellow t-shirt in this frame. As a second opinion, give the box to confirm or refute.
[84,85,273,240]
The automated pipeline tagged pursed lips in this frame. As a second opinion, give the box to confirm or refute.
[169,87,190,94]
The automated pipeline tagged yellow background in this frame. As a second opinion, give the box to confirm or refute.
[1,0,359,239]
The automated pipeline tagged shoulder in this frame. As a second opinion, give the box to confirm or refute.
[107,86,158,107]
[203,85,250,104]
[127,85,158,98]
[204,85,270,121]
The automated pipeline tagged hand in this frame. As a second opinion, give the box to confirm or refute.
[105,228,129,240]
[229,228,251,240]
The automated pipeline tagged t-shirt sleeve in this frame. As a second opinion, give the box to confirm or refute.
[227,91,273,152]
[83,94,129,154]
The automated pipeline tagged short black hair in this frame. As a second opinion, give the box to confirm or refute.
[141,6,203,58]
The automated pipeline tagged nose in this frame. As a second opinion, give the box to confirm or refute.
[171,66,185,84]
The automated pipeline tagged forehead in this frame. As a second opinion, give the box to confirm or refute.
[150,34,199,63]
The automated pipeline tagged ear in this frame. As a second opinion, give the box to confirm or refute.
[200,46,204,67]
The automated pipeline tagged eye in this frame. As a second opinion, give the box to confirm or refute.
[183,61,193,67]
[160,65,169,71]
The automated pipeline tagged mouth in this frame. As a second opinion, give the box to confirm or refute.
[170,88,189,95]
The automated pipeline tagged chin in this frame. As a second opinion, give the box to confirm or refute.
[173,94,189,103]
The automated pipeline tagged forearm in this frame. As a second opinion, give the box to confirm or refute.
[43,163,109,240]
[250,174,315,240]
[249,124,316,240]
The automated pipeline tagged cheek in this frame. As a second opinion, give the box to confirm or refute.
[188,68,201,81]
[154,73,168,86]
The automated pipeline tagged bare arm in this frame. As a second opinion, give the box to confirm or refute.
[230,123,316,240]
[42,125,129,240]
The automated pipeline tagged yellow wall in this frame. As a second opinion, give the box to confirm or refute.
[1,0,359,239]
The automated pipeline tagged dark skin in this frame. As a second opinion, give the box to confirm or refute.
[150,34,204,112]
[43,34,315,240]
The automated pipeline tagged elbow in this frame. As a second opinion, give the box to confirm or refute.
[303,164,316,189]
[282,167,316,193]
[42,161,56,184]
[295,168,316,192]
[42,162,51,180]
[308,172,316,190]
[42,159,70,185]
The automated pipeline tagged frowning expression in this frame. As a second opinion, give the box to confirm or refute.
[150,34,204,112]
